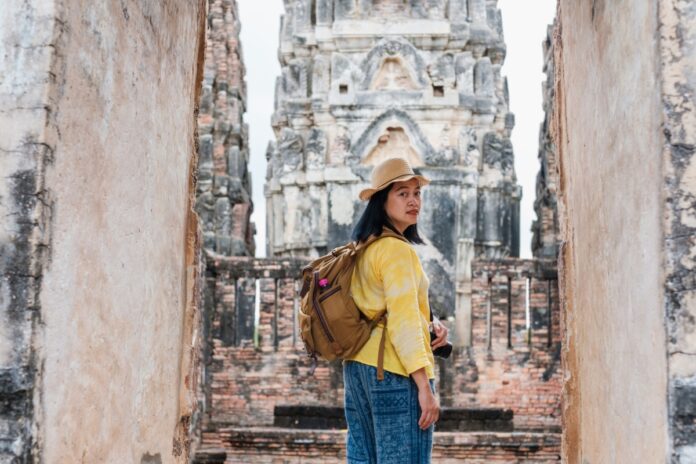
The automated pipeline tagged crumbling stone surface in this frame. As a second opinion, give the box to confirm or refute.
[0,1,61,460]
[658,0,696,461]
[531,23,560,260]
[196,0,255,257]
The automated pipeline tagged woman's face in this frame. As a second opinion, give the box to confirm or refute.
[384,177,422,234]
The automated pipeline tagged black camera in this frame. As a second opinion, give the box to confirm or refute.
[429,331,453,359]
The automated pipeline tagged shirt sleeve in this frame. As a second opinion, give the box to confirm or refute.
[374,238,431,375]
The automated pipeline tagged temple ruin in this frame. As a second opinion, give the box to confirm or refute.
[194,1,562,462]
[264,0,523,346]
[2,0,695,463]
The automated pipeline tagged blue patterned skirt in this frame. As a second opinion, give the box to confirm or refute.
[343,360,434,464]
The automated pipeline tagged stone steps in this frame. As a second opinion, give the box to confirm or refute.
[195,427,562,463]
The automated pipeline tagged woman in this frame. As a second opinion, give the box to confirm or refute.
[344,157,449,464]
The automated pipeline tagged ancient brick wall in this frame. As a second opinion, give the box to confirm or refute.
[444,259,561,431]
[196,254,561,461]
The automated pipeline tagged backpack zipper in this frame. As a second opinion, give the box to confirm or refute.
[318,285,341,302]
[312,272,336,344]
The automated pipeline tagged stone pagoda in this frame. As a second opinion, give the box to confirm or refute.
[265,0,521,341]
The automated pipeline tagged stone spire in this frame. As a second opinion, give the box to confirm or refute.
[196,0,255,257]
[265,0,521,339]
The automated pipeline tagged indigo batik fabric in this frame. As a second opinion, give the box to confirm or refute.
[343,361,434,464]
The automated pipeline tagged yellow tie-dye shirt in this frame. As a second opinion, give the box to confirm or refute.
[348,235,435,379]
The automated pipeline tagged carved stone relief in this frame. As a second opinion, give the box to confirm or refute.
[360,37,428,90]
[278,128,304,172]
[305,128,328,169]
[426,124,457,166]
[455,52,475,94]
[459,128,480,169]
[312,55,331,97]
[482,132,515,180]
[363,127,422,167]
[371,57,419,91]
[429,53,456,88]
[293,0,312,33]
[474,57,494,97]
[330,125,352,165]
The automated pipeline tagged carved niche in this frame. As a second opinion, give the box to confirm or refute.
[351,108,434,166]
[363,127,422,167]
[359,37,428,91]
[371,57,419,91]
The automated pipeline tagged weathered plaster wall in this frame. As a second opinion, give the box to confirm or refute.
[0,1,58,459]
[557,1,670,462]
[658,0,696,461]
[1,1,206,462]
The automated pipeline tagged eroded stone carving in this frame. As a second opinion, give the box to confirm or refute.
[360,37,428,90]
[426,124,457,166]
[428,53,456,90]
[372,57,419,90]
[293,0,312,33]
[364,127,422,167]
[196,0,254,257]
[330,125,352,165]
[278,128,304,172]
[481,132,514,181]
[306,128,328,169]
[459,128,480,168]
[312,56,331,96]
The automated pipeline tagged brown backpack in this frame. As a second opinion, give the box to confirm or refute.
[298,228,407,380]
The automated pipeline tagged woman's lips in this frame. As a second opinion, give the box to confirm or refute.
[407,210,419,216]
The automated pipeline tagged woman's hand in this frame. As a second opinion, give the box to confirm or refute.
[411,367,440,430]
[431,317,449,350]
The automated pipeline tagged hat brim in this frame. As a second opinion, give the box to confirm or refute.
[358,174,431,201]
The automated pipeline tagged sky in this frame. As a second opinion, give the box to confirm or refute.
[238,1,557,259]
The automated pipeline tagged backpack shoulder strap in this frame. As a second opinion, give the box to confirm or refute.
[354,226,408,254]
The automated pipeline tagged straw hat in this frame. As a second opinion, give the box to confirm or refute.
[358,157,431,201]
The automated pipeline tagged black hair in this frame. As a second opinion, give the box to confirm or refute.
[351,182,425,244]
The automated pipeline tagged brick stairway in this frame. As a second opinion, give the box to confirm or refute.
[194,428,561,463]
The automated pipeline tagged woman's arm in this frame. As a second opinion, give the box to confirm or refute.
[411,367,439,430]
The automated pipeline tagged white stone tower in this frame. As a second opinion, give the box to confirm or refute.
[265,0,521,343]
